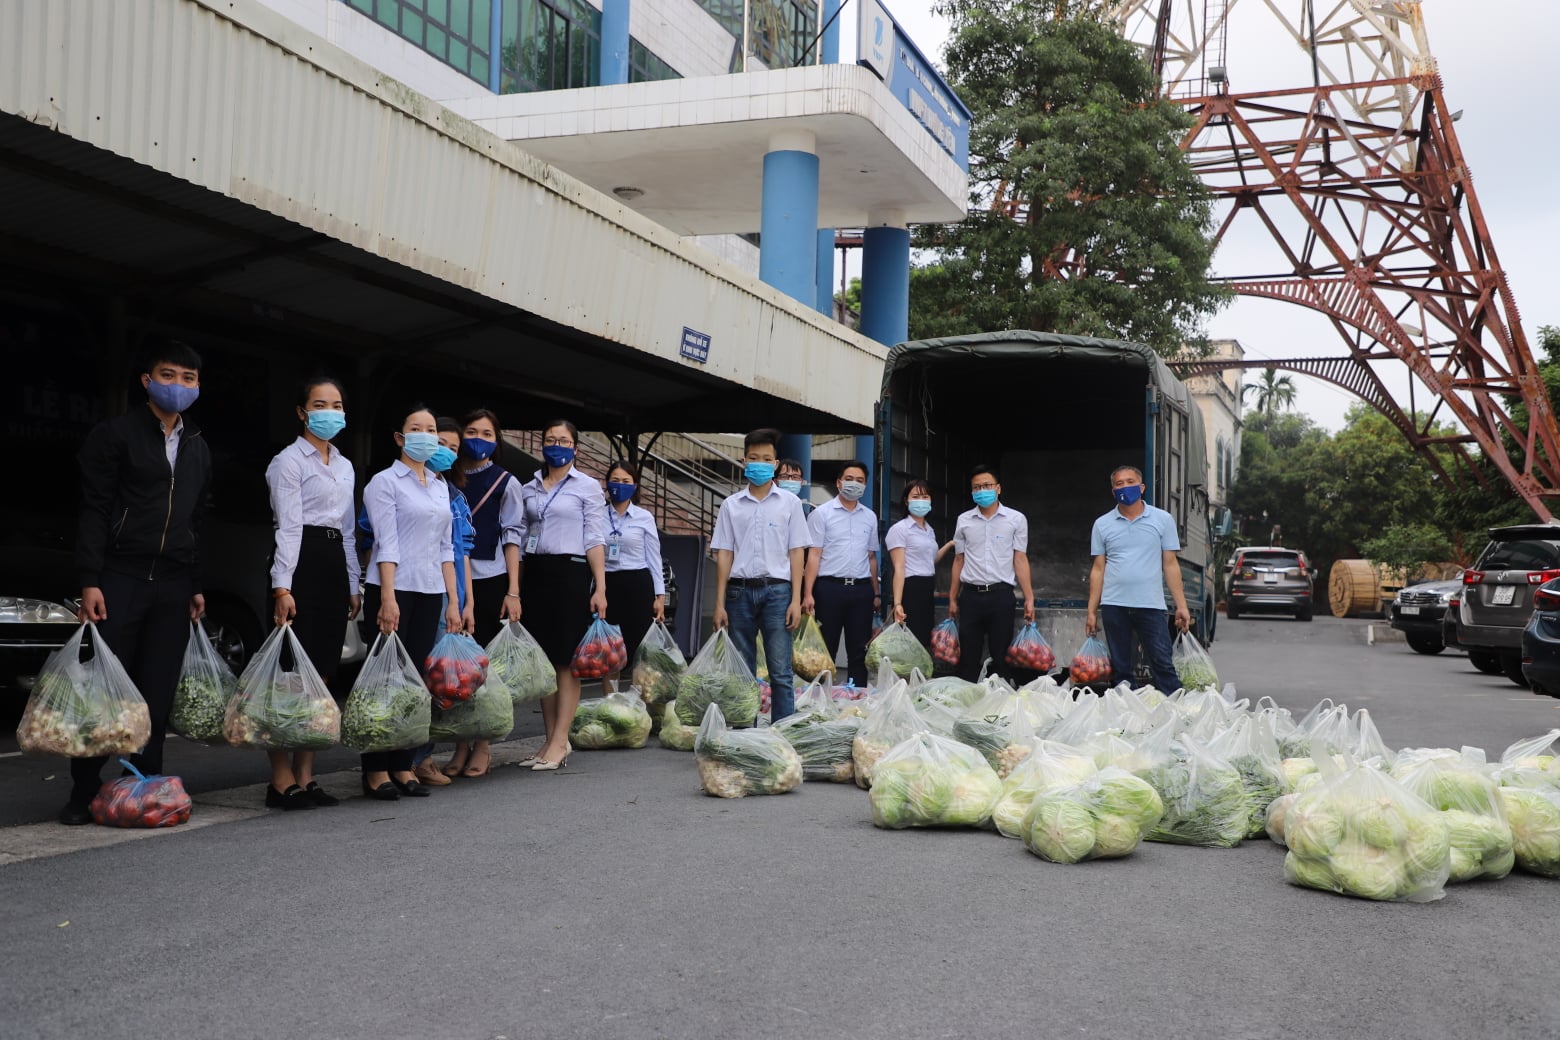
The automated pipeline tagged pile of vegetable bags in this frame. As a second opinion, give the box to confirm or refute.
[693,703,802,798]
[771,673,863,783]
[869,731,1003,829]
[570,688,653,749]
[677,629,761,729]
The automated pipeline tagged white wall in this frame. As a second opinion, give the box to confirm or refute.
[633,0,740,78]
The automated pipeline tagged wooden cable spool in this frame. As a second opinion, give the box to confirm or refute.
[1329,559,1397,617]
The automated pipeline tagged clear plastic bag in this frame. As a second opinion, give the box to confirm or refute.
[952,685,1037,779]
[675,628,761,728]
[425,631,490,710]
[773,681,862,783]
[341,633,432,752]
[224,625,340,750]
[1068,634,1112,686]
[428,682,514,742]
[1171,632,1218,690]
[171,620,238,743]
[791,614,833,681]
[852,679,925,789]
[88,759,192,829]
[930,617,960,667]
[1494,728,1560,790]
[869,731,1003,829]
[865,621,933,679]
[486,622,556,705]
[631,620,686,717]
[16,622,151,758]
[659,701,696,751]
[992,739,1101,838]
[1021,767,1165,862]
[570,688,653,749]
[1005,622,1056,672]
[1392,752,1514,882]
[570,615,628,680]
[1209,714,1287,839]
[1134,729,1250,848]
[1282,754,1452,901]
[1495,784,1560,877]
[694,703,802,797]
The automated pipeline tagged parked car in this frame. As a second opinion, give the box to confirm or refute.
[1455,522,1560,686]
[1387,577,1462,654]
[1225,546,1314,621]
[1521,576,1560,697]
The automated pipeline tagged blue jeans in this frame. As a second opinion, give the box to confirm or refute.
[1099,605,1179,693]
[724,582,796,721]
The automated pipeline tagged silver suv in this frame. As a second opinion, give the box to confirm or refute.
[1457,523,1560,685]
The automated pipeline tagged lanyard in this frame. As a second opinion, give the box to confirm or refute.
[534,476,568,525]
[609,505,628,538]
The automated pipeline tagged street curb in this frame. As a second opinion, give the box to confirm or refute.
[0,735,545,867]
[1366,623,1406,646]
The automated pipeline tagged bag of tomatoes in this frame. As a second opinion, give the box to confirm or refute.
[1005,622,1056,673]
[930,618,961,667]
[1068,635,1113,687]
[570,615,628,680]
[424,632,490,711]
[89,759,192,829]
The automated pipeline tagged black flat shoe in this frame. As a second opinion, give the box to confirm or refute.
[265,784,316,810]
[389,776,431,797]
[58,803,92,826]
[304,781,339,807]
[361,778,399,801]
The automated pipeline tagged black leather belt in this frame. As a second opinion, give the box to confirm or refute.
[817,576,870,586]
[965,582,1013,594]
[728,576,788,588]
[302,526,342,541]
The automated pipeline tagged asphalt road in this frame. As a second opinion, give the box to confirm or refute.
[2,616,1558,1040]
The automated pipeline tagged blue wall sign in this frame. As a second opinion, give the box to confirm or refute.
[856,0,971,171]
[680,326,711,363]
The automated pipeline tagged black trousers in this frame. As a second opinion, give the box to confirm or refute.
[70,568,195,804]
[899,575,935,652]
[605,567,655,666]
[955,583,1017,682]
[359,585,443,774]
[814,577,874,687]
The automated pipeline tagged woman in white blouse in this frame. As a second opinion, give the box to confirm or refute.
[265,377,361,811]
[886,479,954,652]
[602,460,665,679]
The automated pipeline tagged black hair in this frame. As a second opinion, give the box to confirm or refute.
[743,428,782,454]
[542,418,580,475]
[435,416,466,487]
[839,459,869,482]
[606,458,643,504]
[901,478,932,512]
[969,463,1000,485]
[397,402,437,430]
[1110,464,1144,484]
[777,458,804,476]
[298,376,345,409]
[141,339,203,374]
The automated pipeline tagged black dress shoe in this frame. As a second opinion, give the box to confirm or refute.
[361,778,399,801]
[304,781,340,807]
[265,785,317,810]
[58,803,93,826]
[389,776,431,797]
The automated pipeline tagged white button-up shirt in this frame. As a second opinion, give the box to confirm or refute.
[464,463,525,580]
[605,502,666,594]
[953,503,1028,586]
[711,485,810,580]
[266,437,361,593]
[807,496,878,579]
[161,414,184,468]
[363,460,455,595]
[885,516,938,578]
[518,466,608,558]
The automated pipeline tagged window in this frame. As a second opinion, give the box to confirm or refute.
[501,0,601,92]
[693,0,819,70]
[344,0,492,85]
[629,38,681,83]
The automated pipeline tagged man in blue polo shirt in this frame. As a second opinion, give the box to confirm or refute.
[1085,465,1191,692]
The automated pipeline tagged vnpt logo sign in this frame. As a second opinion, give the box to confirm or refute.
[859,0,894,80]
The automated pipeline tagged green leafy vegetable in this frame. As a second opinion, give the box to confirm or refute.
[486,623,556,705]
[865,622,934,679]
[694,704,802,796]
[773,710,862,783]
[429,683,515,742]
[869,732,1003,829]
[570,692,653,749]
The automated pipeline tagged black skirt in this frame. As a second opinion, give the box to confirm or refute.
[471,572,511,647]
[288,526,351,684]
[605,567,655,665]
[900,574,935,652]
[521,554,593,666]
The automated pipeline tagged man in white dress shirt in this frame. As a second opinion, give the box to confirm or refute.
[948,463,1035,681]
[801,460,879,686]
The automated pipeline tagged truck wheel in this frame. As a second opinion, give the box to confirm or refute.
[1405,635,1444,655]
[1467,651,1503,675]
[1501,651,1528,687]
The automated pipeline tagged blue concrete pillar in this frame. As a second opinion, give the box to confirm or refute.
[857,212,911,478]
[760,130,820,481]
[815,230,834,316]
[601,0,631,86]
[488,0,503,92]
[821,0,841,64]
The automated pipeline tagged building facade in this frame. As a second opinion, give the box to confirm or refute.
[1185,337,1245,515]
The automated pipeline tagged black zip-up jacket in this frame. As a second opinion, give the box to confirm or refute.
[77,406,212,590]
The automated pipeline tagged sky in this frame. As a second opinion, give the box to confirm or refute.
[838,1,1560,432]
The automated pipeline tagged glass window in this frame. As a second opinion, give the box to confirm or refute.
[691,0,819,70]
[629,38,681,83]
[1479,538,1560,571]
[340,0,491,85]
[501,0,601,93]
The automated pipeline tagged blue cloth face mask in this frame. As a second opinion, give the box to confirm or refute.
[744,461,776,486]
[607,481,635,503]
[146,379,199,414]
[305,410,346,440]
[402,431,441,463]
[777,479,804,496]
[1113,485,1144,507]
[463,437,497,460]
[908,499,932,518]
[427,445,458,472]
[543,445,575,468]
[972,489,999,509]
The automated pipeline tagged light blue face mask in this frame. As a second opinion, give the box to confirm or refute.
[402,431,440,463]
[305,410,346,440]
[777,479,804,496]
[744,461,776,486]
[908,499,932,518]
[972,489,998,509]
[427,445,458,472]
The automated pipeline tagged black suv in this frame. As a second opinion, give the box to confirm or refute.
[1388,577,1462,655]
[1456,523,1560,685]
[1226,546,1314,621]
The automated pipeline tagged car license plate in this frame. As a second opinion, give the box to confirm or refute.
[1400,605,1420,615]
[1263,573,1278,584]
[1492,585,1517,606]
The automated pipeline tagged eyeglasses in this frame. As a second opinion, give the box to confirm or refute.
[971,482,998,491]
[543,437,575,447]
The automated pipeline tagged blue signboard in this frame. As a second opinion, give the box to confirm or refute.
[680,326,711,364]
[857,0,972,171]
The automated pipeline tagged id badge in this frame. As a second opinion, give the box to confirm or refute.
[606,537,621,563]
[525,520,541,555]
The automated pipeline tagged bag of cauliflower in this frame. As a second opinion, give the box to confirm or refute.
[852,678,923,790]
[791,614,834,681]
[693,703,802,797]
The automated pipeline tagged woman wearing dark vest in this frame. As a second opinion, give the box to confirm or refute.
[441,408,522,779]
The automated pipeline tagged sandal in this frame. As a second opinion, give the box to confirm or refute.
[441,744,471,777]
[462,745,491,778]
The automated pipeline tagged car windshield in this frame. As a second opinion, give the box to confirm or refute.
[1242,553,1300,569]
[1478,539,1560,571]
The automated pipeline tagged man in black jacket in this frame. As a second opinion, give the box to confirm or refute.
[62,341,212,825]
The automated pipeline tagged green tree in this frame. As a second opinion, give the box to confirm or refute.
[908,1,1228,354]
[1242,368,1298,418]
[1359,523,1457,581]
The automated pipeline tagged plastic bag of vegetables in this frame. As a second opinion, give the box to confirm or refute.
[1022,767,1165,862]
[676,628,761,728]
[424,631,489,710]
[429,682,514,742]
[223,625,340,750]
[694,703,802,797]
[853,679,924,789]
[865,622,933,679]
[631,620,686,719]
[1392,752,1514,882]
[1068,634,1112,686]
[1171,632,1218,690]
[1281,755,1452,901]
[1494,729,1560,789]
[791,614,834,681]
[992,740,1100,838]
[485,622,556,705]
[1133,727,1249,849]
[171,620,238,743]
[659,701,696,751]
[1209,714,1286,839]
[914,676,985,715]
[930,617,960,667]
[16,622,151,758]
[570,689,653,749]
[773,698,862,783]
[869,731,1003,829]
[341,633,432,752]
[952,688,1037,780]
[88,759,192,829]
[1495,784,1560,877]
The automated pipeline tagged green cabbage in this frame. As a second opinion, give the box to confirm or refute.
[1022,769,1163,863]
[487,624,556,705]
[428,682,515,742]
[865,623,934,679]
[659,701,696,751]
[570,693,653,749]
[676,672,760,728]
[869,733,1002,829]
[1498,786,1560,878]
